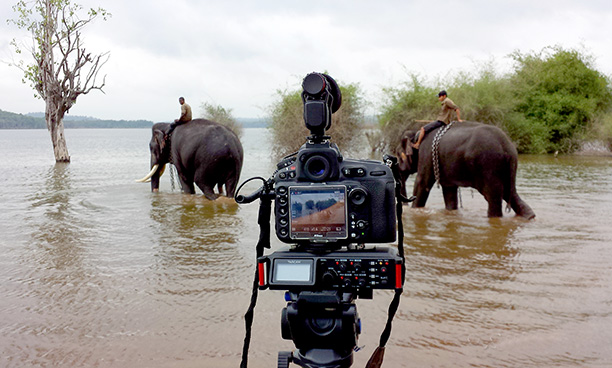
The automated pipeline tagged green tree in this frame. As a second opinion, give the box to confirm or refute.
[200,102,243,139]
[450,62,513,127]
[8,0,110,162]
[509,46,612,153]
[449,62,546,153]
[268,79,365,159]
[378,73,438,152]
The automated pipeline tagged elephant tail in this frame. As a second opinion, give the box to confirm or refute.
[504,156,536,220]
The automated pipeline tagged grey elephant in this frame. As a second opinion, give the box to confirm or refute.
[396,121,535,219]
[136,119,243,200]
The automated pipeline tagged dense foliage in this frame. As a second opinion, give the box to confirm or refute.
[509,47,612,152]
[379,46,612,154]
[268,80,365,159]
[199,102,243,139]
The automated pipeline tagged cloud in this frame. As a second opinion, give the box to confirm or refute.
[2,0,612,121]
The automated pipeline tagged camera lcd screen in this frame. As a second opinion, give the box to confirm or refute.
[273,259,314,283]
[288,186,347,240]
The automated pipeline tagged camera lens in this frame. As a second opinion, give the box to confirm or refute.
[304,155,330,181]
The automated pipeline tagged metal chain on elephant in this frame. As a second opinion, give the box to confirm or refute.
[167,143,181,192]
[432,122,454,188]
[170,164,176,191]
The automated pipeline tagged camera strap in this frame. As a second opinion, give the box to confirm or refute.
[365,156,407,368]
[240,182,273,368]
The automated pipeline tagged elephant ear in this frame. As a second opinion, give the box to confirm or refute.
[397,135,414,172]
[153,129,167,150]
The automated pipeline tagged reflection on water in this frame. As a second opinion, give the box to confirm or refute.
[1,129,612,367]
[27,164,90,269]
[149,194,240,249]
[148,194,245,295]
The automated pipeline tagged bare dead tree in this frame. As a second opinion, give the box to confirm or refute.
[8,0,110,162]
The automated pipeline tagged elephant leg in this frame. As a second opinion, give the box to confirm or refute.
[180,178,195,194]
[201,186,219,200]
[399,172,409,199]
[484,187,504,217]
[176,169,195,194]
[509,192,536,219]
[224,175,239,198]
[192,178,217,200]
[412,173,433,208]
[442,186,459,210]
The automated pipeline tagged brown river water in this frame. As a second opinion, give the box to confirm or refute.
[0,128,611,367]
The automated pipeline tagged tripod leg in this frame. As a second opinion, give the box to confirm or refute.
[278,351,292,368]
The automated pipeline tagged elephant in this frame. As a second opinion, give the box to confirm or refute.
[136,118,243,200]
[396,121,535,219]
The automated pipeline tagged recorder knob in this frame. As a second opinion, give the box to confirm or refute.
[322,270,339,286]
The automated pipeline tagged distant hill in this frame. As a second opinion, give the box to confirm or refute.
[0,109,46,129]
[1,109,269,129]
[26,112,100,121]
[1,109,153,129]
[238,117,269,128]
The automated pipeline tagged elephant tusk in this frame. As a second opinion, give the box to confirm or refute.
[135,164,159,182]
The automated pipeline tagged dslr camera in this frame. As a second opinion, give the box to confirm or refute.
[237,72,403,368]
[273,73,396,249]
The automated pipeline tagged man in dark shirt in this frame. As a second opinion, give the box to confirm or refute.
[167,97,192,137]
[412,90,462,149]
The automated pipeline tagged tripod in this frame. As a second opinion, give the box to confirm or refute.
[277,290,360,368]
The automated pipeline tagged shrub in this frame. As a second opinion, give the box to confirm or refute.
[200,102,243,139]
[268,79,366,159]
[509,46,612,153]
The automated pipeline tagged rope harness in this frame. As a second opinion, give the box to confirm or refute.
[432,122,454,188]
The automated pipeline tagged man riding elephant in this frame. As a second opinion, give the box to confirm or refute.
[412,90,462,149]
[166,96,192,137]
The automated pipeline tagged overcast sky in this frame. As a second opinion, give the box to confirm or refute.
[1,0,612,122]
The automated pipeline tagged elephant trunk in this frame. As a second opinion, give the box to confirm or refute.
[149,164,167,192]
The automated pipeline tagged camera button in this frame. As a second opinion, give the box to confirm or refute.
[370,170,386,176]
[279,172,287,179]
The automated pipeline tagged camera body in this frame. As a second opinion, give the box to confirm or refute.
[273,143,397,248]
